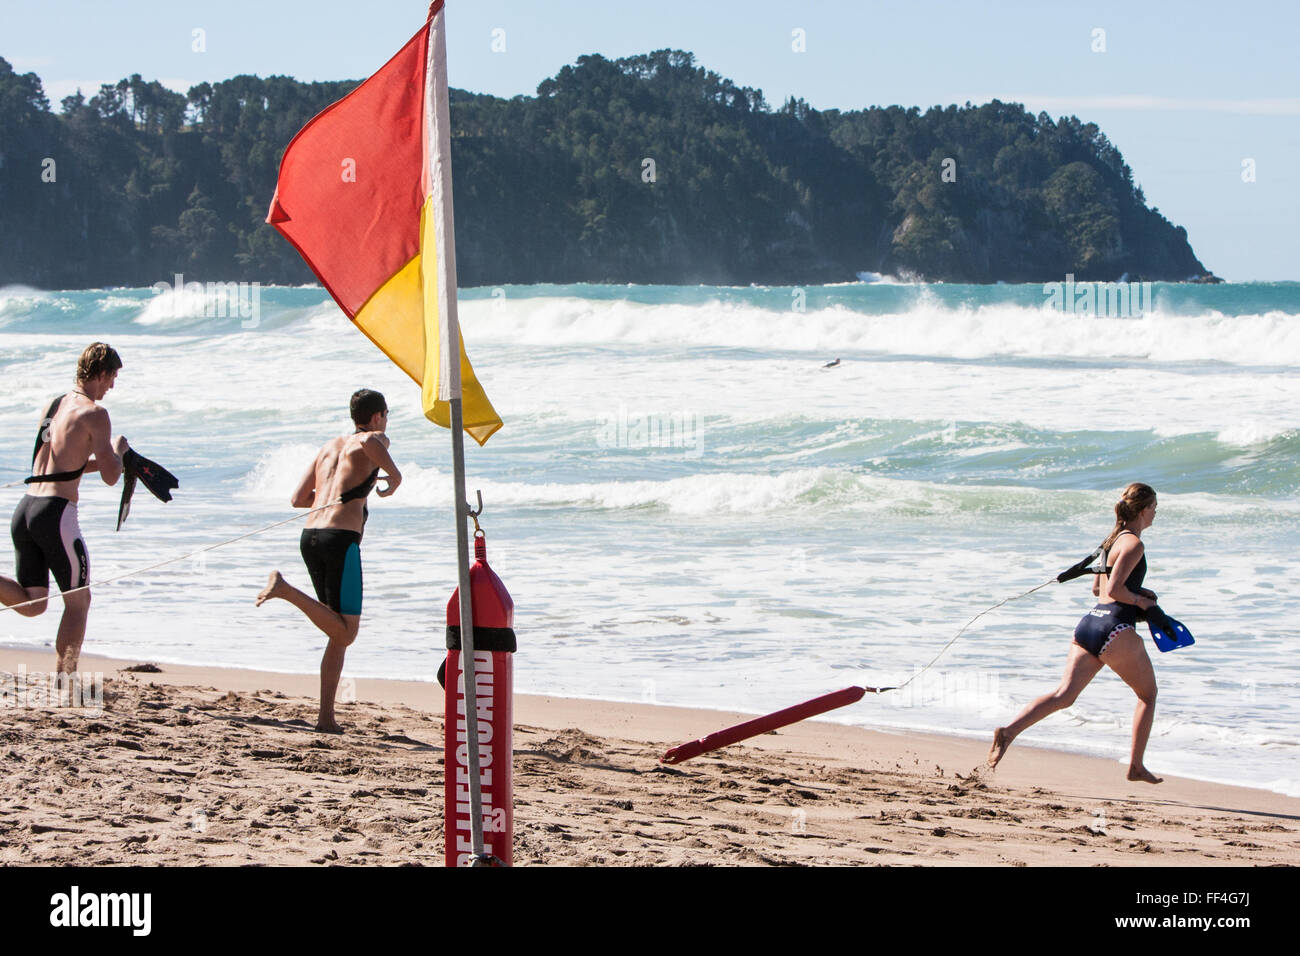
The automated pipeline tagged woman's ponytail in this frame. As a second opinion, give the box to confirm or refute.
[1101,482,1157,553]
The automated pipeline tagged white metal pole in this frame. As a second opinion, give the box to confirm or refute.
[449,397,486,862]
[428,2,488,864]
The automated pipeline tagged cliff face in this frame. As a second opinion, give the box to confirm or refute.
[873,162,1206,284]
[0,53,1212,288]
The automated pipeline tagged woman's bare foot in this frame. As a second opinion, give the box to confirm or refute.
[987,727,1012,769]
[255,571,285,607]
[315,720,344,734]
[1127,765,1163,784]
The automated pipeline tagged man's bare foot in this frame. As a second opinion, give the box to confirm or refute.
[315,720,344,734]
[1127,765,1163,784]
[255,571,285,607]
[987,727,1012,769]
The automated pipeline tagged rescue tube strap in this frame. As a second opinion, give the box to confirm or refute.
[445,626,517,653]
[24,467,86,485]
[1056,544,1105,583]
[895,540,1127,692]
[0,497,343,615]
[32,395,62,464]
[880,578,1056,694]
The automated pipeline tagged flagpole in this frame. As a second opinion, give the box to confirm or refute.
[449,397,488,863]
[428,0,489,864]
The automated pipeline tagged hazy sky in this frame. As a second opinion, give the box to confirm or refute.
[5,0,1298,280]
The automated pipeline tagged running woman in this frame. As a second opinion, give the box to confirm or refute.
[988,482,1163,784]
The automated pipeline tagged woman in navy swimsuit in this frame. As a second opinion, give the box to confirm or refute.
[988,483,1163,784]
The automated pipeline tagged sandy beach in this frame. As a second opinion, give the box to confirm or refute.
[1,646,1296,867]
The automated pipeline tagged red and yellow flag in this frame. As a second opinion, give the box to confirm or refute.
[267,1,501,444]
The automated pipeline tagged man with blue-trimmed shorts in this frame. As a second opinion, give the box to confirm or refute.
[256,389,400,733]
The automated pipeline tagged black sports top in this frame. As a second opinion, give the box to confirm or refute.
[340,469,380,503]
[339,467,380,526]
[1104,530,1147,596]
[25,394,88,485]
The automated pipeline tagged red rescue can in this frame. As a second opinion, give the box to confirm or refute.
[443,530,516,867]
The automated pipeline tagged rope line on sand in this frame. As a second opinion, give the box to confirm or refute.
[0,498,343,615]
[874,578,1057,694]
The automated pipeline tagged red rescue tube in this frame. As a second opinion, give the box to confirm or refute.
[660,685,868,765]
[444,531,516,867]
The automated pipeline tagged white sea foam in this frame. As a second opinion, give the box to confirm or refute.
[235,449,1299,523]
[0,285,50,308]
[1215,421,1294,447]
[450,296,1300,367]
[240,443,323,500]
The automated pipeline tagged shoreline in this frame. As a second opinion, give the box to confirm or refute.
[3,646,1297,866]
[4,642,1290,800]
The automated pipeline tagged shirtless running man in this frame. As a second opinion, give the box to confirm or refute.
[1,343,127,676]
[255,389,401,733]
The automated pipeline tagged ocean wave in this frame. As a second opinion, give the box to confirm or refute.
[238,442,321,501]
[456,295,1300,366]
[8,284,1300,366]
[235,448,1300,521]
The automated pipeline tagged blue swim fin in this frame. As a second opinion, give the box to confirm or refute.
[1146,605,1194,652]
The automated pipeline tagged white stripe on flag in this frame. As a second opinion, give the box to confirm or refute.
[426,5,461,401]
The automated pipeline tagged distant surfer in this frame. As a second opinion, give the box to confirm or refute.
[988,483,1164,784]
[255,389,401,733]
[822,358,841,368]
[1,343,128,677]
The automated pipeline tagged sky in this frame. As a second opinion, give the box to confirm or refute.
[4,0,1298,280]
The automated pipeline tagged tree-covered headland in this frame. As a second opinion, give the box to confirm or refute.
[0,50,1213,288]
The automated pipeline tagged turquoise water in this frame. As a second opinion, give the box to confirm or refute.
[1,280,1298,794]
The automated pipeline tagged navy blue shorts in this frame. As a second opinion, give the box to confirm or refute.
[1073,602,1139,657]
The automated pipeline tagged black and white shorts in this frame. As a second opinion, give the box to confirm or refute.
[10,495,89,592]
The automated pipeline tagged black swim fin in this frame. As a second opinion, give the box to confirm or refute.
[1146,604,1194,653]
[116,467,138,531]
[116,448,180,531]
[1056,545,1104,583]
[128,449,179,502]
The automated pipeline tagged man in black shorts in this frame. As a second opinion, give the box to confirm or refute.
[255,389,400,732]
[2,343,128,676]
